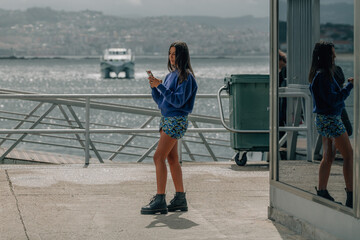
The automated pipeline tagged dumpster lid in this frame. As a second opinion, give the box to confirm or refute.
[228,74,269,84]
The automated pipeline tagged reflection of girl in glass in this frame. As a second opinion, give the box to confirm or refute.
[309,41,354,208]
[141,42,198,214]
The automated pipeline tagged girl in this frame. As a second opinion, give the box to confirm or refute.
[309,41,354,208]
[141,42,198,214]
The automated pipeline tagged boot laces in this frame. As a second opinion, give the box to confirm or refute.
[149,195,157,204]
[170,194,177,204]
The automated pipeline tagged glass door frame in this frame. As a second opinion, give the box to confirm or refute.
[269,0,360,218]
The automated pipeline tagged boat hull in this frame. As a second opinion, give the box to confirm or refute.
[100,60,135,78]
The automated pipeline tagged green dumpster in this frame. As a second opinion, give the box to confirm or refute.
[225,74,270,152]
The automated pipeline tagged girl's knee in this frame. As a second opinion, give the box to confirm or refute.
[343,148,353,162]
[153,153,166,165]
[167,157,179,166]
[166,149,178,163]
[322,156,334,165]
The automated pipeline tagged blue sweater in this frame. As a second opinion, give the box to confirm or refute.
[309,71,353,116]
[151,70,198,117]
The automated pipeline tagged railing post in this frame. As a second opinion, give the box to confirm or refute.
[178,138,182,164]
[84,97,90,166]
[306,95,313,162]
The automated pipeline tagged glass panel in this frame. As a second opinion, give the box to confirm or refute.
[277,0,354,211]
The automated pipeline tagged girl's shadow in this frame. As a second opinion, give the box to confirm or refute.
[146,213,199,230]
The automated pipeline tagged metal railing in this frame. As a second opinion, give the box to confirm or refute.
[0,88,231,165]
[278,89,313,161]
[217,84,313,160]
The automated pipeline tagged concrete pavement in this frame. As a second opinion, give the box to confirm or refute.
[0,162,305,240]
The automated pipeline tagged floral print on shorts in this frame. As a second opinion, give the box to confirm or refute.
[159,116,188,139]
[315,114,346,138]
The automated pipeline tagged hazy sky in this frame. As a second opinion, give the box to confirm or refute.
[0,0,354,18]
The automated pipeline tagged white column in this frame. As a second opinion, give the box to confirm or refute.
[269,0,279,181]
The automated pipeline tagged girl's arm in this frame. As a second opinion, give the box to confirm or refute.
[156,74,197,108]
[317,73,353,108]
[149,75,164,104]
[151,87,161,104]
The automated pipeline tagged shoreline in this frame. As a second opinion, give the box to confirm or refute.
[0,54,270,60]
[0,53,354,61]
[336,53,355,61]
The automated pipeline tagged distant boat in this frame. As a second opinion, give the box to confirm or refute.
[100,48,135,78]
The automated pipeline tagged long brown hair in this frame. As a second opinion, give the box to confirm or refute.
[308,41,335,83]
[167,41,195,84]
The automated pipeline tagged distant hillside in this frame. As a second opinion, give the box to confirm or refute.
[0,8,269,57]
[0,3,354,57]
[177,15,269,32]
[0,7,62,27]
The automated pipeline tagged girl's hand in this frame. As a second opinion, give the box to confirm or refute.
[348,77,354,84]
[148,76,162,88]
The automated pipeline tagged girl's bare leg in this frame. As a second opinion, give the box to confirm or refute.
[167,142,184,192]
[153,130,178,194]
[318,136,336,190]
[335,132,353,191]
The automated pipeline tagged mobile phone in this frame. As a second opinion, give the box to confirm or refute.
[146,70,154,77]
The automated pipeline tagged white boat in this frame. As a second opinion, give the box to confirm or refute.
[100,48,135,78]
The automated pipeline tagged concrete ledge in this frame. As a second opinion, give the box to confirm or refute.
[268,206,338,240]
[270,184,360,240]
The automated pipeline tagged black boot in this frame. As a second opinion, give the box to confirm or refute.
[141,194,168,215]
[167,192,188,212]
[315,187,335,201]
[345,189,353,208]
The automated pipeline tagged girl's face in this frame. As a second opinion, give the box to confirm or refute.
[332,47,336,63]
[169,47,176,67]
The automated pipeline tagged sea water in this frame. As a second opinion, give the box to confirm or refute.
[0,56,354,161]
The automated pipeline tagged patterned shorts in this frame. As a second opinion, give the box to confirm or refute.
[315,114,346,138]
[159,116,188,139]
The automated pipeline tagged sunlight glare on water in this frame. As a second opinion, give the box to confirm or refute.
[0,55,353,160]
